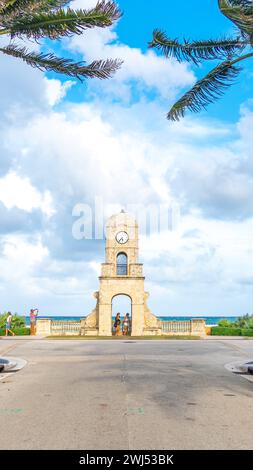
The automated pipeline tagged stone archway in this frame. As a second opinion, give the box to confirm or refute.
[112,294,132,335]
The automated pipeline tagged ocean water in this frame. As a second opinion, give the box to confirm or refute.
[25,315,239,326]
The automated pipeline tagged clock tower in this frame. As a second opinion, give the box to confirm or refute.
[82,211,160,336]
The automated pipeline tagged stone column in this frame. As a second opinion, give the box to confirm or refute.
[131,303,144,336]
[36,319,51,336]
[191,319,206,337]
[98,303,112,336]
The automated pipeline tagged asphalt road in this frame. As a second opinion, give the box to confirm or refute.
[0,338,253,450]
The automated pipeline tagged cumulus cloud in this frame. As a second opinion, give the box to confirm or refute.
[0,171,55,216]
[142,214,253,315]
[68,1,195,102]
[44,78,75,106]
[167,105,253,220]
[1,96,253,316]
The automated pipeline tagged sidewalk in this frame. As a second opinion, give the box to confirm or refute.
[204,335,250,340]
[0,335,44,340]
[0,335,251,341]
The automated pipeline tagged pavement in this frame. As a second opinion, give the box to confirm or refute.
[0,337,253,450]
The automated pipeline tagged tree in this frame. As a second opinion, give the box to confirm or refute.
[149,0,253,121]
[0,312,26,328]
[234,313,253,328]
[218,319,232,327]
[0,0,122,81]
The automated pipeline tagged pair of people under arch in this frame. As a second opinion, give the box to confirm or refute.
[114,312,131,336]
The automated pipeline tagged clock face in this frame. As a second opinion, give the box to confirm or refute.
[116,231,129,244]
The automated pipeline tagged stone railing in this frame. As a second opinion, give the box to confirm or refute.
[159,319,206,337]
[36,318,206,337]
[51,321,81,336]
[160,320,191,335]
[36,319,81,336]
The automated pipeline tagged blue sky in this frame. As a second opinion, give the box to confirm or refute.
[0,0,253,318]
[61,0,253,122]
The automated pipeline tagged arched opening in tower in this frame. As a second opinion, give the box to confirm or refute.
[112,294,132,336]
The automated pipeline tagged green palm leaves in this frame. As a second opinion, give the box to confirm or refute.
[167,62,241,121]
[219,0,253,37]
[0,0,122,80]
[150,0,253,120]
[0,44,121,80]
[149,30,245,64]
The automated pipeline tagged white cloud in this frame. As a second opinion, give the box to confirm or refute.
[141,212,253,315]
[67,8,195,101]
[0,39,74,116]
[44,78,75,106]
[0,171,55,216]
[0,97,252,316]
[0,235,49,294]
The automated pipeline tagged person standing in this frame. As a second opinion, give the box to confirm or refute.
[122,313,130,336]
[114,313,121,336]
[30,308,38,335]
[5,312,15,336]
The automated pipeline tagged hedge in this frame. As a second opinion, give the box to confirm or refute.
[0,327,30,336]
[211,327,253,336]
[241,328,253,337]
[211,327,242,336]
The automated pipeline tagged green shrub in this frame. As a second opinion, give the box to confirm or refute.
[241,328,253,337]
[0,312,26,329]
[217,319,232,328]
[234,314,253,329]
[0,327,30,336]
[211,327,242,336]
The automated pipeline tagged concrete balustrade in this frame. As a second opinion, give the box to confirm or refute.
[36,318,206,337]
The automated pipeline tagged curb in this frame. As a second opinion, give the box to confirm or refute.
[0,356,27,372]
[225,360,253,383]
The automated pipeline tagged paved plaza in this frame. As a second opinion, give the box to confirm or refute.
[0,338,253,450]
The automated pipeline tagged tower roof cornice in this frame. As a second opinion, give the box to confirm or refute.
[106,211,137,228]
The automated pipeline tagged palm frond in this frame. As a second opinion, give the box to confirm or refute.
[1,1,122,39]
[167,61,241,121]
[149,29,247,64]
[0,0,70,15]
[224,0,253,10]
[219,0,253,36]
[0,43,123,79]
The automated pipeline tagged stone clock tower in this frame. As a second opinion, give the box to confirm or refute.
[81,211,160,336]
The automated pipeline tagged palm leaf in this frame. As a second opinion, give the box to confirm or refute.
[1,1,122,39]
[167,61,241,121]
[219,0,253,36]
[149,29,246,64]
[0,43,123,79]
[0,0,70,15]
